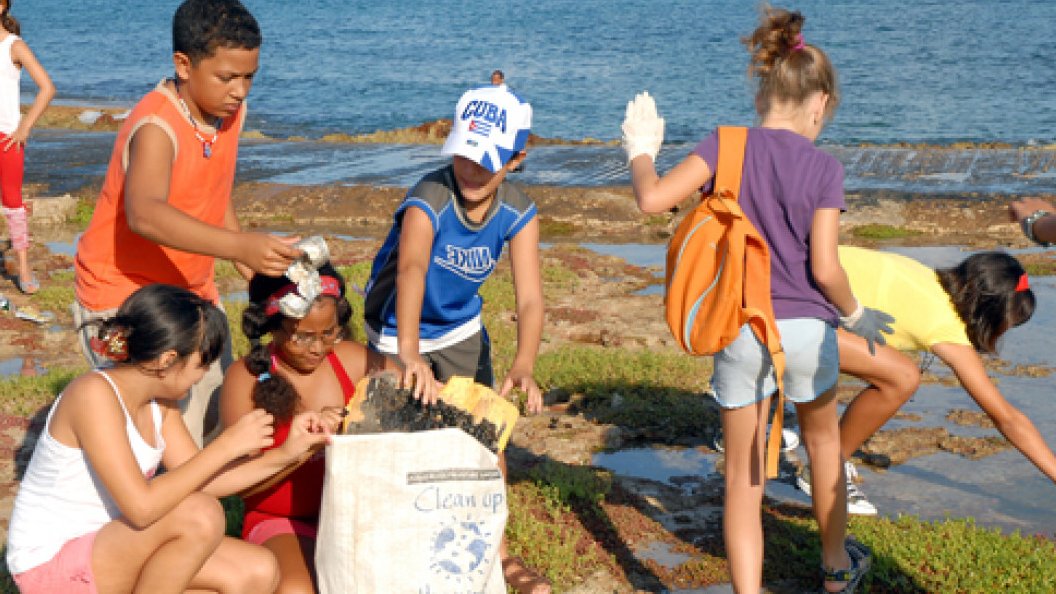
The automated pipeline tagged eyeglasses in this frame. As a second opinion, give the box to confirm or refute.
[285,325,343,348]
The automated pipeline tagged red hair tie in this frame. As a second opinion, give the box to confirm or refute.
[89,329,129,362]
[1016,273,1030,292]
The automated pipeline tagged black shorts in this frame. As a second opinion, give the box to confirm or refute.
[422,329,494,387]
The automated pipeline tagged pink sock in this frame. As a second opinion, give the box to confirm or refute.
[2,206,28,251]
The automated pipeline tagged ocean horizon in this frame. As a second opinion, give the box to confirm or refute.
[14,0,1056,147]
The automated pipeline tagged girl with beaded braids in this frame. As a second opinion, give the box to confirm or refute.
[220,262,395,593]
[6,284,333,593]
[621,5,887,593]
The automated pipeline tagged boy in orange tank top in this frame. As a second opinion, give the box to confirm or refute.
[73,0,302,447]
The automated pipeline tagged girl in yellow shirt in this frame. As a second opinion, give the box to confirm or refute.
[829,246,1050,515]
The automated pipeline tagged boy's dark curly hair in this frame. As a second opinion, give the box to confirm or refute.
[242,263,352,421]
[173,0,261,64]
[937,252,1035,353]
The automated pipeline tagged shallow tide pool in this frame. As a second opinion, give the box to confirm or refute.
[587,243,1056,536]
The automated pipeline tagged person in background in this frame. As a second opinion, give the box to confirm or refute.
[796,247,1053,519]
[1009,196,1056,247]
[0,0,54,295]
[622,5,891,592]
[363,83,550,594]
[490,69,505,87]
[6,284,333,594]
[221,263,395,593]
[72,0,302,447]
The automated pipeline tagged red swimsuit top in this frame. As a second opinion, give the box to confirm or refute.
[243,351,355,520]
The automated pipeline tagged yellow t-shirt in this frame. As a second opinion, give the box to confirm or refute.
[838,246,971,352]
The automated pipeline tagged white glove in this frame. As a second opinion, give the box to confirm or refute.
[621,91,665,164]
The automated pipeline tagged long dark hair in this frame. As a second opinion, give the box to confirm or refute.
[83,284,227,368]
[937,252,1035,353]
[241,263,352,421]
[1,0,20,36]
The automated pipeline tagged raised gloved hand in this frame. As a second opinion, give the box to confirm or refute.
[840,302,895,355]
[621,91,665,164]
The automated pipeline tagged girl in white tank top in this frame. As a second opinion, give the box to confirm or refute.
[0,0,54,295]
[6,284,335,593]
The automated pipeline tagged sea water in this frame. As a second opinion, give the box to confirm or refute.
[14,1,1056,195]
[15,0,1056,146]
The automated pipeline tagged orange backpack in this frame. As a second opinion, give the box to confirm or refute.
[664,126,787,478]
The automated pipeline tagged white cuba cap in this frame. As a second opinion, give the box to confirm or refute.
[441,85,532,173]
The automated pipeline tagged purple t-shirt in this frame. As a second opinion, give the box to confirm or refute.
[693,127,846,323]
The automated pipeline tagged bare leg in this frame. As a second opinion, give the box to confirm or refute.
[837,329,921,459]
[497,451,552,594]
[15,247,31,287]
[93,493,279,594]
[189,536,280,594]
[720,397,769,592]
[92,492,226,594]
[795,387,851,588]
[260,533,317,594]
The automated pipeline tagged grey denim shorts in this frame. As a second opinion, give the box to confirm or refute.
[711,318,838,409]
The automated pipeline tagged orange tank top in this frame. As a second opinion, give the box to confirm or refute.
[74,80,245,311]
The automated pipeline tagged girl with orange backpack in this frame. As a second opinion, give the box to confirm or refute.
[622,6,893,593]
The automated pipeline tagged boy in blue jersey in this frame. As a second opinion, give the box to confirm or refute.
[363,85,550,593]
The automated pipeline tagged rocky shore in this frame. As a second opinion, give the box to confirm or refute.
[1,110,1054,591]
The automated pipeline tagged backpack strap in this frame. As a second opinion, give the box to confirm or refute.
[713,126,748,201]
[715,125,787,479]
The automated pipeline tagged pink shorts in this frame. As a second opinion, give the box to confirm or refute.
[243,514,318,546]
[13,531,98,594]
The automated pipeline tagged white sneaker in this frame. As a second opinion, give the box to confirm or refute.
[711,426,799,453]
[843,461,878,516]
[796,465,813,494]
[796,462,878,516]
[780,428,800,451]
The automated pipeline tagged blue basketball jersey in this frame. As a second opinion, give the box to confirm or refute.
[364,165,537,353]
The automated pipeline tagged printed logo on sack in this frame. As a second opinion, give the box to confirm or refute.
[461,100,507,136]
[434,245,495,282]
[427,517,494,588]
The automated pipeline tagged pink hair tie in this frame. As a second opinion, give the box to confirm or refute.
[791,33,805,52]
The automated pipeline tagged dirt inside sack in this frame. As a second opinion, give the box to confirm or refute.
[342,373,502,453]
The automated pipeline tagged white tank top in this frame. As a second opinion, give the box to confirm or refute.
[5,370,166,575]
[0,34,20,135]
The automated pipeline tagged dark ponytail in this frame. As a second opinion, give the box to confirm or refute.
[1,0,20,36]
[82,284,228,368]
[937,252,1035,353]
[242,263,352,421]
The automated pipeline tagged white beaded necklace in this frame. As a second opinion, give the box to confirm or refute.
[174,80,222,158]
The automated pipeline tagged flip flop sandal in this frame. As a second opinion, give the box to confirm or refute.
[15,306,54,325]
[821,538,872,594]
[17,273,40,295]
[502,555,552,594]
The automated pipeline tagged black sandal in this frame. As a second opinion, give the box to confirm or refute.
[821,537,872,593]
